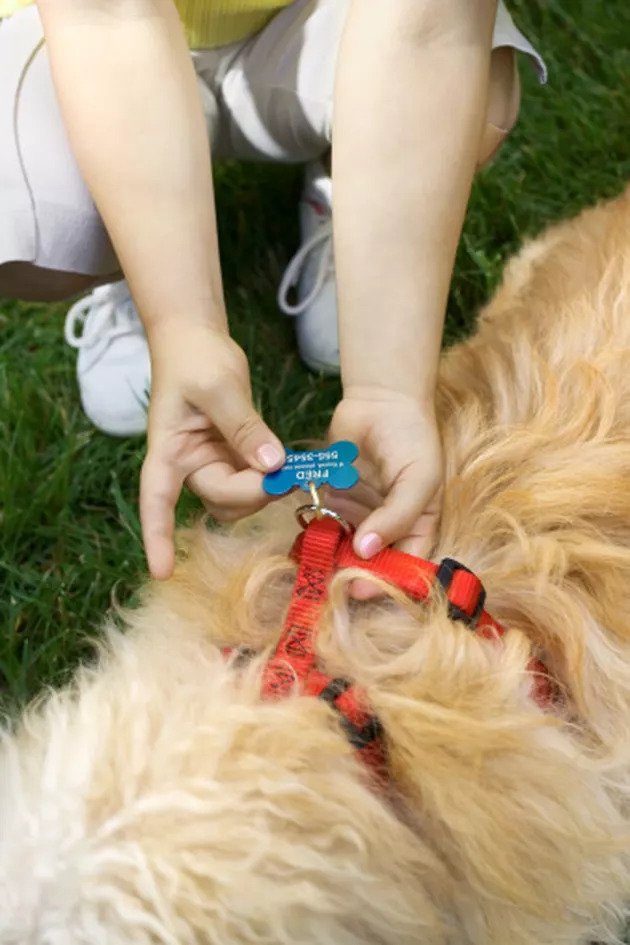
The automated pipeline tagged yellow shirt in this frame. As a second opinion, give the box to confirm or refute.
[177,0,293,47]
[0,0,293,49]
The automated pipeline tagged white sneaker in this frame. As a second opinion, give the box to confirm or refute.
[278,162,339,374]
[64,280,151,437]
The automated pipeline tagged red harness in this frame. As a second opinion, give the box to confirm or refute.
[227,517,553,782]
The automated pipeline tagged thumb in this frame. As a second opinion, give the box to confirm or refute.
[353,467,441,560]
[201,380,285,474]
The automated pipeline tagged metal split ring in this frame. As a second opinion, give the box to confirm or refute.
[295,480,351,533]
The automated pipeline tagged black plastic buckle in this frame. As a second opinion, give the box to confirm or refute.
[318,678,384,750]
[435,558,486,627]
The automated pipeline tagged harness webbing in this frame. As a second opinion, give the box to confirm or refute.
[230,518,554,782]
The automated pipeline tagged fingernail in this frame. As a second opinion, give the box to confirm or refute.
[257,444,283,470]
[357,532,383,559]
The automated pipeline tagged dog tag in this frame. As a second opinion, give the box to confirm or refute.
[263,440,359,496]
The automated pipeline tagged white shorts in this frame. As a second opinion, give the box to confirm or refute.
[0,0,546,276]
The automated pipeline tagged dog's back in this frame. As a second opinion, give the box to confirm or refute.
[1,189,630,945]
[437,185,630,730]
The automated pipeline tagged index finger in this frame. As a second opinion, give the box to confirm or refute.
[187,461,272,521]
[140,451,184,581]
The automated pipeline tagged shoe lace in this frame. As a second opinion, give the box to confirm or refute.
[64,283,144,350]
[277,221,333,317]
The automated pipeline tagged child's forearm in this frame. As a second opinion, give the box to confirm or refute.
[36,0,226,336]
[333,0,498,405]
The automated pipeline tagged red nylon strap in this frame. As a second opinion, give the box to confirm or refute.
[336,539,439,599]
[294,533,505,640]
[288,524,553,707]
[261,517,344,698]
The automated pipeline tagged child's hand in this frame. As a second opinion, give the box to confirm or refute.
[140,325,284,581]
[327,387,443,565]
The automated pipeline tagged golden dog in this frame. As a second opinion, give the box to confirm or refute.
[1,188,630,945]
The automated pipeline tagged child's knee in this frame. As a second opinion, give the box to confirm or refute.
[0,6,119,282]
[477,46,521,168]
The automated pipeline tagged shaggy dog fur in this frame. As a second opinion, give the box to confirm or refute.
[1,188,630,945]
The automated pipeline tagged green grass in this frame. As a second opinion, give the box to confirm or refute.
[1,0,629,718]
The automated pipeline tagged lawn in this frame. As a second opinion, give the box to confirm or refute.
[1,0,629,717]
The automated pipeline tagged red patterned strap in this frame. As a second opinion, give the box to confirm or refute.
[262,517,343,697]
[261,519,388,779]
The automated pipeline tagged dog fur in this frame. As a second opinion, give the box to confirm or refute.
[1,188,630,945]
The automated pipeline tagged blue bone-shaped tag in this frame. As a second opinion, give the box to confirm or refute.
[263,440,359,496]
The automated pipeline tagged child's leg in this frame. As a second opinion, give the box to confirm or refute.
[0,7,149,435]
[478,1,549,167]
[0,7,121,301]
[200,0,545,165]
[194,0,344,164]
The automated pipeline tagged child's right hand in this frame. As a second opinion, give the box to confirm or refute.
[140,324,285,582]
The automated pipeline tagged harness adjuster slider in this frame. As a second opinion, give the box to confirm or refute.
[435,558,487,628]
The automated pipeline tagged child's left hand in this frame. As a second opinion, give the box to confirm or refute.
[326,387,443,566]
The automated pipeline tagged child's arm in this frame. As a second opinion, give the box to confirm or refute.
[331,0,498,559]
[37,0,284,578]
